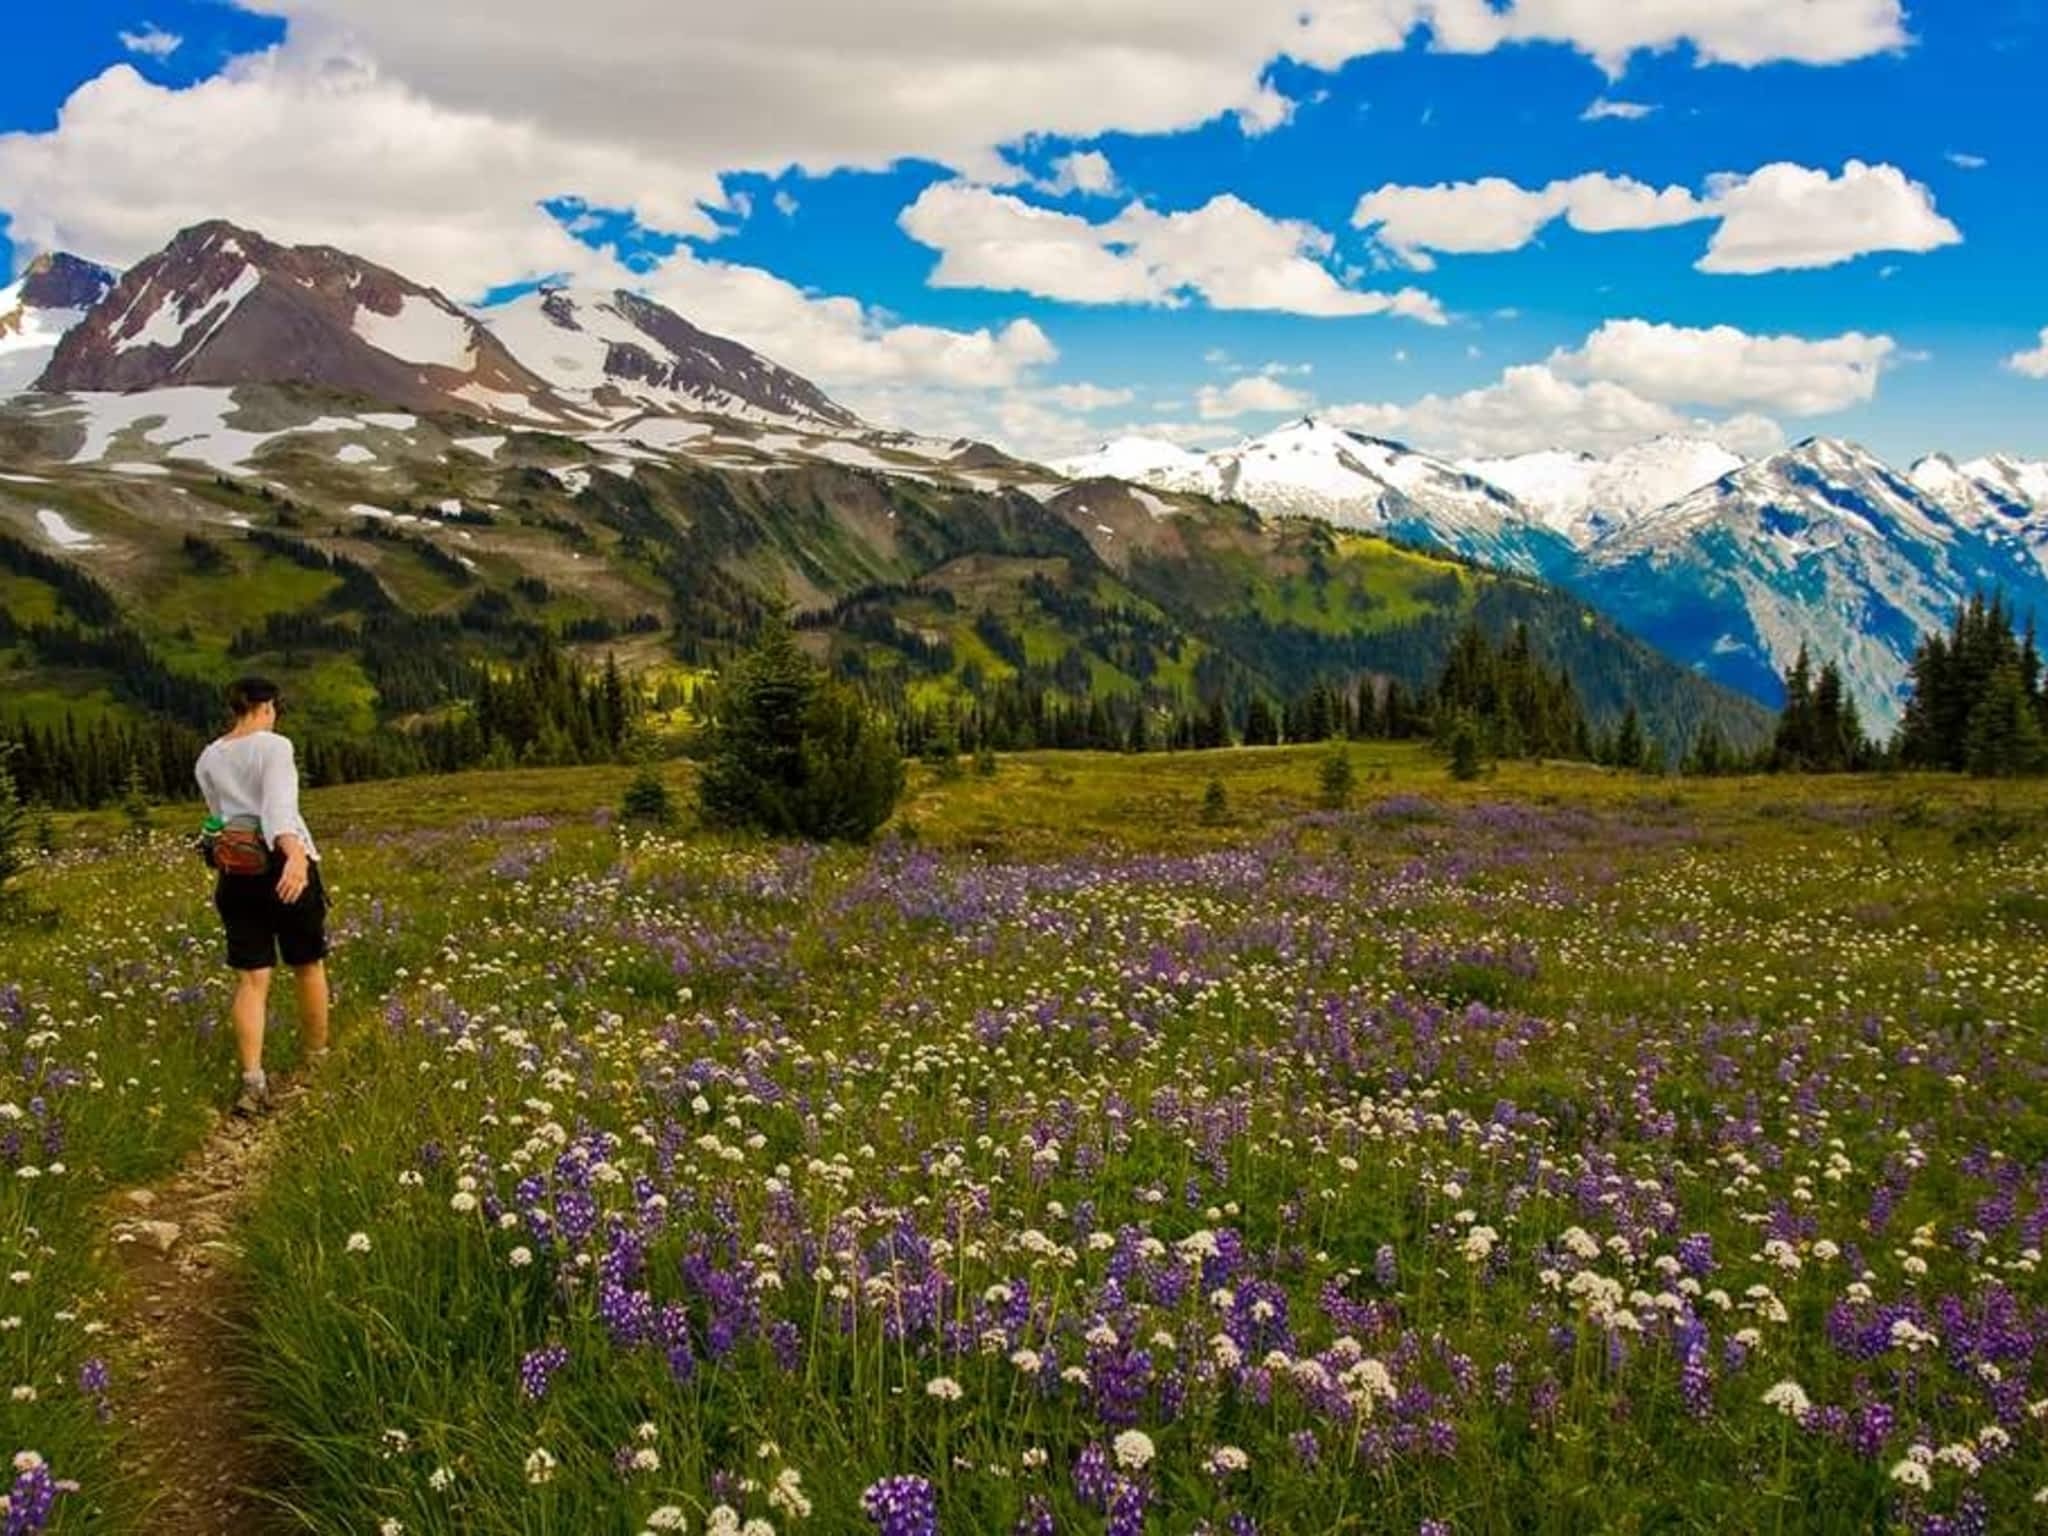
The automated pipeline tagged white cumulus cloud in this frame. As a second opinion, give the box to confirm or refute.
[627,249,1058,391]
[2007,329,2048,381]
[1551,319,1895,414]
[1697,160,1960,274]
[1320,315,1895,458]
[1324,366,1786,458]
[1197,375,1315,418]
[1354,160,1958,275]
[1421,0,1908,74]
[1037,381,1137,410]
[118,24,183,59]
[901,181,1444,321]
[1581,97,1657,121]
[1039,151,1121,197]
[3,1,1910,297]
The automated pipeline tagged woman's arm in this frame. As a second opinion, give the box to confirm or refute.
[260,738,312,902]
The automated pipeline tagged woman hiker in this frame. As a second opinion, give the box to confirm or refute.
[194,676,330,1117]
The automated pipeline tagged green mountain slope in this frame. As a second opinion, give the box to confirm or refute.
[0,383,1768,783]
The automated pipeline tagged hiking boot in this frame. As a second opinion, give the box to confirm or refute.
[231,1080,271,1119]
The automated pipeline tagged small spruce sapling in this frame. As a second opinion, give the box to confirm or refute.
[1318,746,1355,811]
[1448,716,1483,782]
[120,759,154,839]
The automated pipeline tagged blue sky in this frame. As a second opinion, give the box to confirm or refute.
[4,1,2044,464]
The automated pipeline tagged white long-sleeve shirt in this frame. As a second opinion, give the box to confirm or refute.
[194,730,319,860]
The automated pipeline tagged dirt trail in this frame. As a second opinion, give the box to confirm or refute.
[103,1082,306,1535]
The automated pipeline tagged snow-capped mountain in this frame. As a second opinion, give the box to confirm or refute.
[14,218,2048,735]
[0,253,118,394]
[1908,453,2048,578]
[1461,437,1745,546]
[1577,438,2048,730]
[483,286,860,427]
[1061,417,1573,575]
[36,221,567,420]
[1056,435,1210,485]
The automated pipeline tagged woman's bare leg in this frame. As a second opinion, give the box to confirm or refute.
[232,968,273,1074]
[294,961,330,1056]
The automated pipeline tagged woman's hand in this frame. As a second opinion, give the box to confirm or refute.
[276,840,310,903]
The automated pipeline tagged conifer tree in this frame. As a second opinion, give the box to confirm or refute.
[1684,722,1725,775]
[619,728,675,827]
[1611,705,1646,772]
[1772,645,1816,769]
[1200,775,1229,825]
[1318,745,1355,811]
[0,747,27,916]
[1965,662,2046,778]
[1242,696,1281,747]
[1447,714,1483,781]
[697,624,904,841]
[120,759,153,839]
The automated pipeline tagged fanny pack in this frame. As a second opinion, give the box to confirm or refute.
[201,817,271,876]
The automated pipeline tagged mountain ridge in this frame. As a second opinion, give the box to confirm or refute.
[8,219,2043,737]
[1063,423,2048,728]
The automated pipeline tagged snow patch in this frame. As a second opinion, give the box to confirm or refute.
[115,265,260,359]
[353,293,476,370]
[335,443,377,465]
[617,418,712,452]
[452,434,506,459]
[35,508,97,548]
[64,387,272,473]
[358,412,418,432]
[348,502,425,525]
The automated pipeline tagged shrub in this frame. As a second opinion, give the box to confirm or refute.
[1200,775,1229,826]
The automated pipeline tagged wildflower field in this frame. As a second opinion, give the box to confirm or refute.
[4,748,2048,1533]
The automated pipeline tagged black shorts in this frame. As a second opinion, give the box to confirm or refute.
[215,854,329,971]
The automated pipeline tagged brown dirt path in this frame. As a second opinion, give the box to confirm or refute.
[102,1080,308,1534]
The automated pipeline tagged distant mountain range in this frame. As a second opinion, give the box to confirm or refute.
[0,220,1767,763]
[1060,422,2048,730]
[3,216,2037,742]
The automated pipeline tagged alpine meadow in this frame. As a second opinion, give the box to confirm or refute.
[3,2,2048,1533]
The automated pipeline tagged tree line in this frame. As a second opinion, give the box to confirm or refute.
[1684,594,2045,778]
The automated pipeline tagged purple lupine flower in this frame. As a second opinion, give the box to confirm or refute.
[1851,1401,1893,1460]
[518,1344,568,1400]
[1073,1443,1112,1511]
[2,1457,62,1535]
[861,1474,939,1536]
[77,1358,110,1423]
[1375,1244,1399,1290]
[1106,1477,1149,1536]
[1012,1496,1054,1536]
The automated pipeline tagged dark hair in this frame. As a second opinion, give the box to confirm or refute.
[226,676,282,719]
